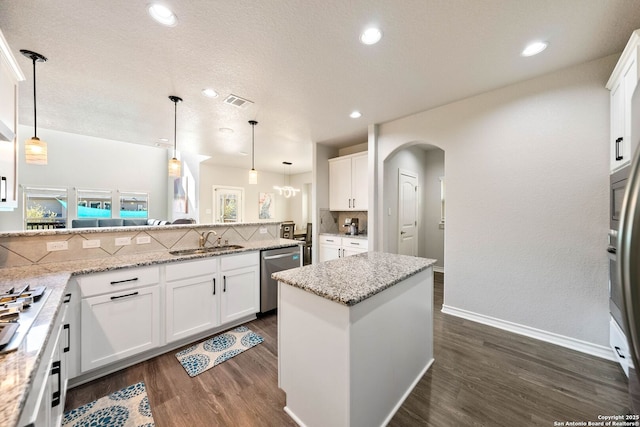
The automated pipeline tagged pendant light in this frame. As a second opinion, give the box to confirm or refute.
[20,50,48,165]
[273,161,300,198]
[168,95,183,177]
[248,120,258,184]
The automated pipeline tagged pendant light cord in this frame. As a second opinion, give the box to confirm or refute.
[173,99,177,157]
[32,57,37,138]
[251,124,255,169]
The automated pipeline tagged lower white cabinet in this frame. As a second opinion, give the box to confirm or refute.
[610,317,631,377]
[319,235,368,262]
[165,258,220,343]
[220,264,259,324]
[78,266,161,372]
[18,293,70,427]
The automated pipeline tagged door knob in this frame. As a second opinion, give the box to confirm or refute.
[400,231,406,235]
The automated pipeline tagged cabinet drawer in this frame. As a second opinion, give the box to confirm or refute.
[166,258,217,282]
[342,237,368,250]
[220,251,259,271]
[319,235,341,245]
[77,266,159,297]
[610,317,630,377]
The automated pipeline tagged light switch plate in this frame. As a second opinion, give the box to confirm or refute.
[115,237,132,246]
[82,239,101,249]
[47,241,68,251]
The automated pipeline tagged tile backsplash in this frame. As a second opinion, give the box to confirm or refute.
[0,223,280,269]
[319,209,368,235]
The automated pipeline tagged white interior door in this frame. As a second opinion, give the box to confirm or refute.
[398,169,418,256]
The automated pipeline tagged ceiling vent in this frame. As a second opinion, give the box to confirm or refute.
[223,94,254,109]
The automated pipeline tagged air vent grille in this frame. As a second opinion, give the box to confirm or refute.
[223,94,254,109]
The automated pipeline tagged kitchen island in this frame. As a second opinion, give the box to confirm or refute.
[273,252,435,427]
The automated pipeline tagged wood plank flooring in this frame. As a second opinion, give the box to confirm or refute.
[65,273,630,426]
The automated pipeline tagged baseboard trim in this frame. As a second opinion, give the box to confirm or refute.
[441,305,615,362]
[433,266,445,274]
[381,358,435,427]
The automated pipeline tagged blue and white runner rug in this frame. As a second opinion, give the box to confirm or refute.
[176,325,264,377]
[62,381,154,427]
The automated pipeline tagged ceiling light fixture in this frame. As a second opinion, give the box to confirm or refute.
[274,162,300,198]
[248,120,258,184]
[360,27,382,45]
[521,41,548,57]
[202,88,219,98]
[350,111,362,119]
[219,127,234,134]
[148,4,178,27]
[20,49,48,165]
[168,95,183,177]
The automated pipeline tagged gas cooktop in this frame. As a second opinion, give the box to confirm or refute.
[0,284,51,354]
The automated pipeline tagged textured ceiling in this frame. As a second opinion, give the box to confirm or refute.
[1,0,640,174]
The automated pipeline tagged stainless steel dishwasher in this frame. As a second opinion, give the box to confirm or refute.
[260,246,301,313]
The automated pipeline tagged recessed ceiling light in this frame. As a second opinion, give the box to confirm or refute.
[202,88,219,98]
[158,138,169,142]
[360,27,382,45]
[350,111,362,119]
[219,127,234,134]
[148,4,177,27]
[239,151,248,156]
[521,41,548,57]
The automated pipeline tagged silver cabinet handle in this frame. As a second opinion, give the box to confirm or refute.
[350,242,360,246]
[348,199,351,208]
[353,199,356,208]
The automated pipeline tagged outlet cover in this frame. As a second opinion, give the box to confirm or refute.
[115,237,132,246]
[82,239,101,249]
[259,227,268,234]
[46,241,68,251]
[136,235,151,245]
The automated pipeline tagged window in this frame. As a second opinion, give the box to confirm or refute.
[213,186,244,223]
[120,192,149,219]
[77,189,112,218]
[24,186,68,230]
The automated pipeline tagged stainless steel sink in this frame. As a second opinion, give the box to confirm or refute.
[169,245,244,256]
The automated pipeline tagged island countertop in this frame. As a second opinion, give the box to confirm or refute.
[272,251,435,306]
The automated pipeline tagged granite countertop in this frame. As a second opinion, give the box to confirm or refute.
[272,252,435,306]
[320,232,368,240]
[0,238,299,427]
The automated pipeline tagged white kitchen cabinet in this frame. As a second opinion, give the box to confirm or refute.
[165,258,220,343]
[606,30,640,172]
[78,266,161,372]
[0,29,24,211]
[319,235,368,262]
[329,152,368,211]
[610,317,631,377]
[220,252,260,324]
[18,292,69,427]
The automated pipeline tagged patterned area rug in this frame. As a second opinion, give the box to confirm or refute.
[176,325,264,377]
[62,381,154,427]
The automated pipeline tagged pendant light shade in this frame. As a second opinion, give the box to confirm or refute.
[20,50,48,165]
[249,120,258,184]
[168,95,183,177]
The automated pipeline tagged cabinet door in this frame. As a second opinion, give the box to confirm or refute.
[166,275,219,343]
[610,80,625,171]
[329,157,352,210]
[342,246,368,257]
[351,153,368,210]
[81,285,160,372]
[220,265,259,324]
[319,243,341,262]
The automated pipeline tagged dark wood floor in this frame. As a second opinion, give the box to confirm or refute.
[65,273,630,426]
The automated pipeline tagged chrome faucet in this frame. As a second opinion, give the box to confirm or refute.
[199,230,217,248]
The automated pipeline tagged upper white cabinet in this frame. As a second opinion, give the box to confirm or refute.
[329,152,368,211]
[607,30,640,173]
[0,29,25,210]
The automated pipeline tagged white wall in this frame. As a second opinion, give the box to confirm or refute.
[199,163,307,224]
[0,126,168,231]
[287,172,312,231]
[375,55,615,349]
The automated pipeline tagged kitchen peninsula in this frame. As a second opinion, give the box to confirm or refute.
[273,252,435,427]
[0,221,300,427]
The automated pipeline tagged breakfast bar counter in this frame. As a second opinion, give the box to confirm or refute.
[272,252,435,427]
